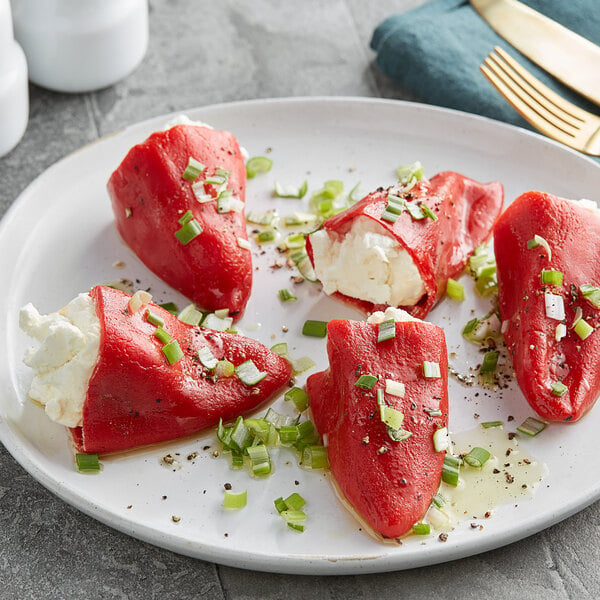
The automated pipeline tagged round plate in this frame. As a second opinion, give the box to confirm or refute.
[1,97,600,574]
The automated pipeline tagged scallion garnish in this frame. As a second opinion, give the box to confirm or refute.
[237,237,251,250]
[282,233,306,250]
[481,421,503,428]
[381,194,405,224]
[480,351,499,374]
[290,355,316,375]
[178,303,203,326]
[527,234,552,260]
[278,288,297,302]
[175,219,203,245]
[405,201,426,221]
[302,444,328,469]
[421,204,438,221]
[574,318,594,340]
[555,323,567,341]
[516,416,547,436]
[182,157,205,181]
[432,427,449,452]
[162,339,184,364]
[463,447,491,468]
[551,381,568,396]
[283,212,318,227]
[377,319,396,343]
[128,290,152,314]
[396,161,424,185]
[154,327,172,344]
[284,387,309,412]
[385,379,405,398]
[270,342,289,356]
[178,209,194,225]
[442,454,462,486]
[580,284,600,308]
[256,229,277,243]
[544,293,565,321]
[380,405,404,431]
[412,522,431,536]
[145,309,164,328]
[198,346,218,370]
[432,493,446,508]
[274,180,308,199]
[422,361,441,378]
[158,302,179,315]
[540,269,564,286]
[75,453,100,473]
[229,418,252,453]
[355,373,378,389]
[290,249,317,282]
[245,156,272,179]
[246,444,271,476]
[302,320,328,338]
[246,210,277,226]
[235,359,267,386]
[223,489,247,509]
[446,278,464,301]
[215,359,235,378]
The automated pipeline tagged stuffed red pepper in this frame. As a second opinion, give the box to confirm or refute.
[20,285,292,453]
[306,171,503,318]
[107,121,251,320]
[306,307,449,539]
[495,191,600,422]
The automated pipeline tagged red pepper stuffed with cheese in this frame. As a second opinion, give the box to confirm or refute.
[495,191,600,422]
[107,121,251,320]
[306,171,503,319]
[306,308,449,539]
[19,286,292,454]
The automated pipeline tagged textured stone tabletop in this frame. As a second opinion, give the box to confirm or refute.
[1,1,599,598]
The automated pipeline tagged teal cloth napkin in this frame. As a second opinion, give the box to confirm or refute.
[371,0,600,128]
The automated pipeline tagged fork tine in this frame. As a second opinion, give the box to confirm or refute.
[483,54,579,135]
[493,47,591,123]
[480,61,579,147]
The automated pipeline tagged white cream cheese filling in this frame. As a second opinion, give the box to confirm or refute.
[19,293,100,428]
[309,216,425,307]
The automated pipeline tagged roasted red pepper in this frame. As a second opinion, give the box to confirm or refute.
[71,286,292,453]
[495,191,600,422]
[306,172,503,318]
[107,124,251,319]
[306,316,448,539]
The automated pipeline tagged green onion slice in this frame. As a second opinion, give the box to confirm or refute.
[158,302,179,315]
[256,229,277,243]
[182,157,205,181]
[302,445,329,469]
[442,454,462,486]
[284,387,309,412]
[175,219,203,245]
[551,381,568,396]
[574,318,594,340]
[198,346,218,370]
[235,359,267,386]
[178,303,203,326]
[246,210,277,226]
[355,373,378,389]
[480,351,499,374]
[302,319,328,338]
[412,522,431,536]
[432,427,449,452]
[278,288,297,302]
[245,156,272,179]
[162,339,184,364]
[290,355,316,375]
[385,379,405,398]
[274,180,308,199]
[517,416,547,436]
[422,361,441,378]
[432,493,446,508]
[223,489,247,509]
[396,161,424,185]
[377,319,396,343]
[178,209,194,225]
[527,234,552,260]
[481,421,503,429]
[154,327,172,344]
[446,278,465,301]
[464,446,491,468]
[540,269,564,286]
[246,444,271,476]
[421,204,438,221]
[380,405,404,431]
[270,342,289,356]
[580,284,600,308]
[145,309,164,328]
[405,202,426,221]
[75,453,100,473]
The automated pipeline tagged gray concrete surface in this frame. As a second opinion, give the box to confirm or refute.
[1,1,599,598]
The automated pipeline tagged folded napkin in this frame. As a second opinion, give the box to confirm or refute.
[371,0,600,128]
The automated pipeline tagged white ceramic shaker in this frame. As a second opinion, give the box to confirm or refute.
[10,0,148,93]
[0,0,28,157]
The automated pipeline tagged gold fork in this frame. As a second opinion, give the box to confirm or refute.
[480,46,600,156]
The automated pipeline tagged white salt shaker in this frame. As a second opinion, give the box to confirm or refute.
[10,0,148,93]
[0,0,28,157]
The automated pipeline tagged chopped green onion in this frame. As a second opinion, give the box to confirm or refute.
[274,497,288,514]
[380,406,404,431]
[377,319,396,343]
[446,278,465,301]
[555,323,567,341]
[462,317,480,337]
[282,232,306,250]
[274,180,308,199]
[355,373,378,389]
[245,156,272,179]
[517,416,547,436]
[154,327,172,344]
[422,361,441,378]
[385,379,405,398]
[235,359,267,386]
[282,492,306,511]
[290,355,316,375]
[551,381,568,396]
[223,489,247,509]
[246,444,271,476]
[228,417,253,453]
[75,453,100,473]
[580,284,600,308]
[349,182,364,203]
[290,249,317,282]
[545,293,565,321]
[256,229,277,243]
[481,421,503,429]
[405,202,426,221]
[432,427,449,452]
[302,445,329,469]
[182,157,205,181]
[480,351,499,374]
[302,319,328,338]
[162,339,184,364]
[230,451,244,469]
[284,387,309,412]
[396,161,424,185]
[270,342,289,356]
[198,346,218,370]
[175,219,203,245]
[425,408,443,417]
[215,359,235,378]
[464,447,491,468]
[216,189,233,213]
[202,312,233,332]
[387,428,413,442]
[412,522,431,536]
[540,269,564,286]
[574,318,594,340]
[178,209,194,225]
[158,302,179,315]
[278,288,297,302]
[283,212,318,227]
[442,454,462,486]
[246,210,277,226]
[145,309,164,327]
[279,425,299,444]
[432,493,446,508]
[178,303,203,326]
[421,204,438,221]
[527,234,552,260]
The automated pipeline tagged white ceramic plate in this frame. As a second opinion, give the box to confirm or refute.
[2,98,600,575]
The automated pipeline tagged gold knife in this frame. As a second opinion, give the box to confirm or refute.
[470,0,600,106]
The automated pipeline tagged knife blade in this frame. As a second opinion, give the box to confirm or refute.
[470,0,600,106]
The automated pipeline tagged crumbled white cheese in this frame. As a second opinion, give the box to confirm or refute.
[367,306,420,324]
[571,198,600,217]
[19,294,100,428]
[310,216,425,307]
